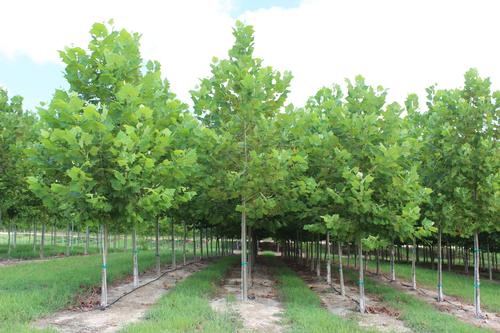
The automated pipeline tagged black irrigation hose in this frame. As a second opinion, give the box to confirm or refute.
[99,259,205,310]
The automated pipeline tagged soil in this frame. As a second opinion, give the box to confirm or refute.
[33,260,207,333]
[367,271,500,332]
[290,262,413,333]
[210,257,284,333]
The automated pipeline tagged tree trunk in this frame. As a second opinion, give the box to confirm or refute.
[390,243,396,282]
[156,218,161,275]
[183,221,187,265]
[65,223,70,256]
[133,228,139,288]
[33,222,37,255]
[487,242,492,281]
[358,237,365,313]
[193,228,197,261]
[124,234,127,252]
[85,226,89,255]
[474,232,481,317]
[326,231,331,284]
[412,239,417,290]
[241,204,248,301]
[7,222,11,255]
[13,224,17,248]
[465,246,469,274]
[316,234,321,277]
[200,228,203,259]
[376,249,380,275]
[437,227,444,302]
[171,220,176,268]
[100,224,109,307]
[40,223,45,259]
[338,241,345,296]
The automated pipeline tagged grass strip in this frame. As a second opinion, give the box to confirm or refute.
[121,256,239,333]
[365,260,500,312]
[343,268,492,333]
[274,259,372,333]
[0,250,187,332]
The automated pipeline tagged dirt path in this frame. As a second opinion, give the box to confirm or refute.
[33,261,207,333]
[290,263,413,333]
[366,271,500,332]
[211,258,284,333]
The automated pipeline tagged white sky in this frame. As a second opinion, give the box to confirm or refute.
[1,0,499,108]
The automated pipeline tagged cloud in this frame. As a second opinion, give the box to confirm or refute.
[1,0,499,107]
[240,0,500,106]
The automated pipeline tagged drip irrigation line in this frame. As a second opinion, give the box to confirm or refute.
[100,259,207,310]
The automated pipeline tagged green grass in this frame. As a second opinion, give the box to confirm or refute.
[0,244,115,260]
[365,260,500,312]
[0,250,190,332]
[120,256,240,333]
[342,268,492,333]
[273,259,371,333]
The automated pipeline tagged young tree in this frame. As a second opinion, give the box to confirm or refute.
[424,69,499,317]
[28,22,196,306]
[192,21,292,300]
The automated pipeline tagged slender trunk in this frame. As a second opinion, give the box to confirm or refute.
[358,237,365,313]
[338,241,345,296]
[65,223,70,256]
[376,249,380,275]
[171,220,176,268]
[248,227,252,286]
[390,243,396,282]
[412,239,417,290]
[183,221,187,265]
[133,228,139,287]
[33,222,37,255]
[205,228,209,257]
[437,227,444,302]
[113,234,117,252]
[100,224,108,307]
[85,226,89,255]
[7,223,11,255]
[13,224,17,248]
[124,234,128,252]
[465,246,469,274]
[474,232,481,317]
[193,228,197,261]
[156,218,161,275]
[241,204,248,301]
[487,242,492,281]
[316,234,321,277]
[40,223,45,259]
[326,231,331,284]
[200,228,203,259]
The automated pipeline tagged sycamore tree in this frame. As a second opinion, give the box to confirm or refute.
[423,69,499,317]
[192,21,293,300]
[28,22,196,306]
[309,78,430,313]
[0,89,40,255]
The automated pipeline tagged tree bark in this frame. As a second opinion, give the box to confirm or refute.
[84,226,89,255]
[474,232,481,317]
[412,239,417,290]
[437,227,444,302]
[241,204,248,301]
[133,228,139,287]
[326,231,331,284]
[338,241,345,296]
[156,218,161,275]
[40,223,45,259]
[171,219,176,269]
[390,243,396,282]
[358,237,365,313]
[100,224,109,307]
[183,221,187,265]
